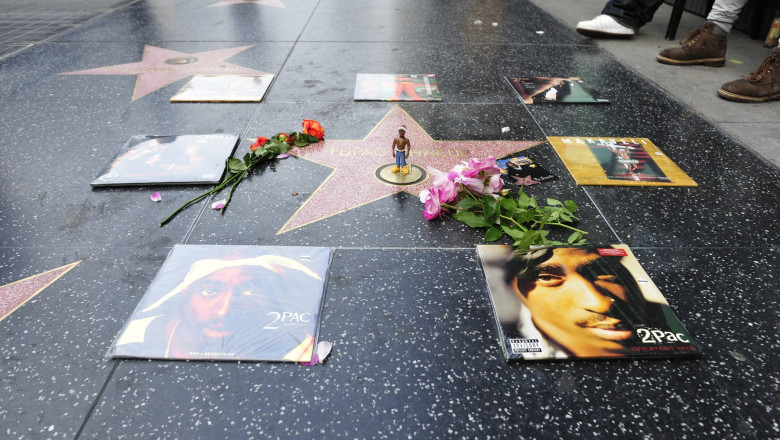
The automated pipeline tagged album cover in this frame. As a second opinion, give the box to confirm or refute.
[90,134,240,186]
[547,136,697,186]
[497,155,556,186]
[170,74,274,102]
[354,73,442,101]
[108,245,331,362]
[506,76,609,105]
[477,245,701,361]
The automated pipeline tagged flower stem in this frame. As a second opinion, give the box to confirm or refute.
[159,172,240,226]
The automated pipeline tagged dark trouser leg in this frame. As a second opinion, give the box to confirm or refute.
[601,0,665,29]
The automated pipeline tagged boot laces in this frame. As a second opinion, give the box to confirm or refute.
[747,53,777,82]
[679,27,704,47]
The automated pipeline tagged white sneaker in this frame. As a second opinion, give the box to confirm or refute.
[576,14,635,38]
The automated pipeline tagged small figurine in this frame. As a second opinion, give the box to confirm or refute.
[391,125,411,175]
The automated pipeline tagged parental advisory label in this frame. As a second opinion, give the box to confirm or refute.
[509,338,542,353]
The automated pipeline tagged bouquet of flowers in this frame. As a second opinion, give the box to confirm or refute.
[419,156,587,249]
[161,119,325,226]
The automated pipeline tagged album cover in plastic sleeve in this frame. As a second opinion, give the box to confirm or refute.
[477,245,701,361]
[547,136,697,186]
[91,134,239,186]
[506,76,609,105]
[108,245,331,362]
[354,73,441,101]
[497,155,556,186]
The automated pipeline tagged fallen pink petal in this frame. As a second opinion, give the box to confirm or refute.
[278,153,291,159]
[149,192,162,202]
[301,341,333,366]
[211,199,226,210]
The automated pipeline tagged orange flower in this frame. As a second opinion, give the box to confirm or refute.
[302,119,325,140]
[250,136,268,151]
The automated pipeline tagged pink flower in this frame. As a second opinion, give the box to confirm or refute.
[149,192,162,202]
[454,156,503,195]
[461,156,500,178]
[419,188,444,220]
[211,199,226,210]
[429,168,458,203]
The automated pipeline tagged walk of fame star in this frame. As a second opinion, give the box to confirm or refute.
[0,261,81,322]
[60,45,270,100]
[207,0,285,7]
[278,106,544,234]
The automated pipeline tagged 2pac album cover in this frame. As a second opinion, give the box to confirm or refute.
[477,245,701,362]
[90,134,240,187]
[506,76,609,105]
[547,136,697,186]
[353,73,442,101]
[108,245,331,362]
[170,74,275,102]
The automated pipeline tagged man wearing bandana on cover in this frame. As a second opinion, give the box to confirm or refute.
[113,253,323,361]
[498,246,697,359]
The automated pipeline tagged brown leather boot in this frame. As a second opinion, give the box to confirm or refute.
[718,48,780,102]
[656,22,727,67]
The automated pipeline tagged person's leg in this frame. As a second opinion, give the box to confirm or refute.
[656,0,750,66]
[707,0,750,34]
[601,0,665,29]
[718,45,780,102]
[577,0,664,38]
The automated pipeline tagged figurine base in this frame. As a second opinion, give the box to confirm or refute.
[375,163,427,186]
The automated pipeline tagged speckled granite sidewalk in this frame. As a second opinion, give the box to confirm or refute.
[0,0,777,439]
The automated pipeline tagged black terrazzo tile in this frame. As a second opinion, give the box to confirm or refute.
[302,0,593,45]
[511,45,780,247]
[0,246,170,439]
[55,0,319,43]
[631,247,780,439]
[0,42,290,248]
[268,42,606,105]
[78,249,756,439]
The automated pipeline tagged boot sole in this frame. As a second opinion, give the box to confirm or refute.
[717,88,780,103]
[576,28,634,39]
[656,54,725,67]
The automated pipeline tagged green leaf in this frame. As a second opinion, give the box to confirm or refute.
[514,230,540,250]
[501,225,525,239]
[453,211,492,228]
[295,139,309,147]
[277,143,290,154]
[227,158,248,173]
[517,190,532,208]
[564,199,579,213]
[546,198,563,206]
[242,153,251,164]
[567,231,582,244]
[485,227,503,242]
[457,197,482,210]
[499,197,517,212]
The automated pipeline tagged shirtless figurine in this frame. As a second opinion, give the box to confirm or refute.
[391,125,411,175]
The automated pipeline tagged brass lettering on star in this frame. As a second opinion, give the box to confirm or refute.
[329,147,470,157]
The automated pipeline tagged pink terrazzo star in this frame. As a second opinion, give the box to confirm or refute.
[207,0,285,7]
[60,45,270,100]
[0,261,81,322]
[278,106,543,234]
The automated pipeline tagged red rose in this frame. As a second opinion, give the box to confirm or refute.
[302,119,325,140]
[250,136,268,151]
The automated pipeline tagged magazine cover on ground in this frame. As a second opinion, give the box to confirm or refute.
[477,245,701,362]
[170,74,274,102]
[506,76,609,105]
[90,134,240,186]
[353,73,442,101]
[497,155,556,186]
[547,136,697,186]
[108,245,331,362]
